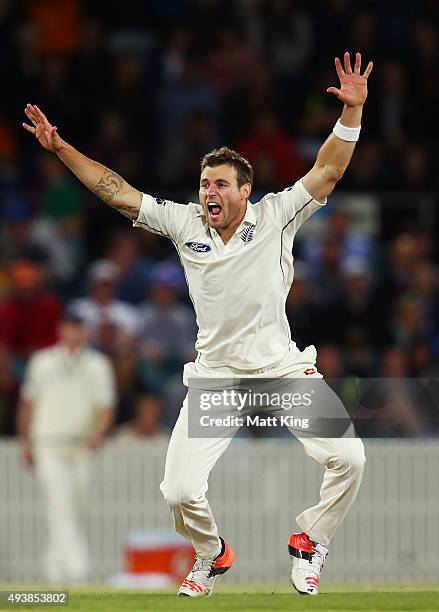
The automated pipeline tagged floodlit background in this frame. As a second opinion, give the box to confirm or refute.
[0,0,438,587]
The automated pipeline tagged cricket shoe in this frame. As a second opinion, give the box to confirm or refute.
[288,531,328,595]
[178,537,234,597]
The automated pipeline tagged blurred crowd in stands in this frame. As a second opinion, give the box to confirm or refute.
[0,0,438,437]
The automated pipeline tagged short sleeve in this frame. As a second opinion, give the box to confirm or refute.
[92,355,116,408]
[21,355,39,402]
[133,194,189,243]
[264,179,326,231]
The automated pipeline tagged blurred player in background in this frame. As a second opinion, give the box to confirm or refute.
[17,313,115,584]
[23,52,372,596]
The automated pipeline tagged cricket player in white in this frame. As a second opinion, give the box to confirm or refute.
[23,51,373,596]
[18,314,116,583]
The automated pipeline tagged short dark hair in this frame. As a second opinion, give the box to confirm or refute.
[200,146,253,187]
[62,310,86,326]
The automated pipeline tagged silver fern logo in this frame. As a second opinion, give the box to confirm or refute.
[240,224,255,244]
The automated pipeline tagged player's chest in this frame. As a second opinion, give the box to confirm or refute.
[178,222,281,292]
[40,359,94,390]
[179,219,278,264]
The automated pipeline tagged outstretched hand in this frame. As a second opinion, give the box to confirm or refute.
[327,52,373,107]
[22,103,64,153]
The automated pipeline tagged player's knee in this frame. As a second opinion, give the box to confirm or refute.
[161,482,179,508]
[161,482,199,508]
[347,448,366,479]
[329,441,365,478]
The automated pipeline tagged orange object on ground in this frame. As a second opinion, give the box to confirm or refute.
[124,532,195,583]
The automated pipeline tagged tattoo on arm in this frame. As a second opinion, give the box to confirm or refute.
[94,169,123,203]
[93,169,140,220]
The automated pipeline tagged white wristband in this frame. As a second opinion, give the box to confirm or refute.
[333,119,361,142]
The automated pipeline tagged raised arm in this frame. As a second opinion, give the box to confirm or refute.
[302,52,373,203]
[23,104,141,220]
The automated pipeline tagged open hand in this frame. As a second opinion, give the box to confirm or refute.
[22,103,64,153]
[327,52,373,107]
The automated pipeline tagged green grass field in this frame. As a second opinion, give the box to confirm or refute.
[1,585,439,612]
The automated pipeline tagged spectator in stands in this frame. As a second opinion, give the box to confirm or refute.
[316,344,345,378]
[372,347,421,436]
[105,231,151,305]
[68,259,139,352]
[157,58,220,148]
[113,393,167,444]
[27,0,84,56]
[138,262,196,423]
[244,0,313,111]
[204,24,262,96]
[300,206,372,270]
[139,262,196,371]
[33,153,84,290]
[343,141,382,189]
[309,237,343,310]
[91,109,145,186]
[379,234,421,304]
[408,259,439,338]
[410,340,437,377]
[285,261,320,350]
[159,110,219,188]
[0,0,437,441]
[236,110,303,188]
[323,257,391,353]
[392,295,427,351]
[0,260,61,366]
[1,196,48,266]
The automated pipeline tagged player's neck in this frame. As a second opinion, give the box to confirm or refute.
[218,207,246,245]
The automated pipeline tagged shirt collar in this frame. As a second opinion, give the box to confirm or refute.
[56,344,84,364]
[242,201,256,225]
[196,200,257,226]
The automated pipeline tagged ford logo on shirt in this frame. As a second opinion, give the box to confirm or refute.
[185,242,212,253]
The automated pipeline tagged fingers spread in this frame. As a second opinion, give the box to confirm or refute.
[26,104,38,120]
[327,86,343,101]
[34,105,47,123]
[354,52,361,74]
[363,61,374,78]
[335,57,345,79]
[24,107,38,127]
[22,123,36,134]
[344,51,352,74]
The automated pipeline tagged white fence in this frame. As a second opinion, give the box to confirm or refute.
[1,439,438,584]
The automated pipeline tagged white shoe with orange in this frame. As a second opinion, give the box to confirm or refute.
[178,537,234,597]
[288,531,328,595]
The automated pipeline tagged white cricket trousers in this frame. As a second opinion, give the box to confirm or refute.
[35,446,91,583]
[160,352,365,558]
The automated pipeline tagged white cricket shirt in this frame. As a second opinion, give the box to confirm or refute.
[21,345,116,444]
[134,179,325,370]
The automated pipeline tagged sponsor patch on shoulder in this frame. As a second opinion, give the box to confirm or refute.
[185,241,212,253]
[154,197,167,206]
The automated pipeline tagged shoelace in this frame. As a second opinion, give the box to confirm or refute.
[308,548,327,577]
[189,556,215,585]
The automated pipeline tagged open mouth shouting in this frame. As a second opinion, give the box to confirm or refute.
[207,201,222,219]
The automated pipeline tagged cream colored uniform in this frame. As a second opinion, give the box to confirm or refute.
[21,345,116,582]
[134,180,365,557]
